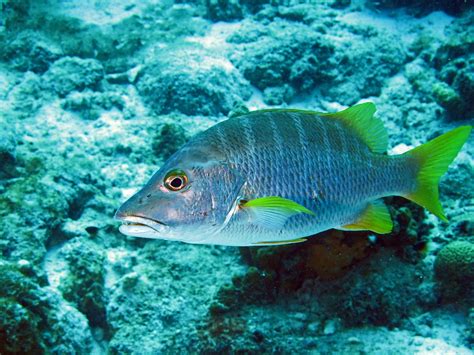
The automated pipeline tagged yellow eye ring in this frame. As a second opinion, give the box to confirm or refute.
[164,169,188,191]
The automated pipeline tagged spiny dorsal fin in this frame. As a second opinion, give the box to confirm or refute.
[232,103,387,153]
[319,102,388,154]
[337,200,393,234]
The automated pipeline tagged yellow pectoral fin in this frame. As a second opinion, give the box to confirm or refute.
[253,238,307,246]
[338,200,393,234]
[240,196,315,230]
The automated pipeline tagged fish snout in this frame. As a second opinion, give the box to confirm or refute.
[114,199,135,221]
[114,189,156,221]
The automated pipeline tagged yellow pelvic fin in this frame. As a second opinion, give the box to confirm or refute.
[253,238,307,246]
[402,125,472,222]
[320,102,388,154]
[338,200,393,234]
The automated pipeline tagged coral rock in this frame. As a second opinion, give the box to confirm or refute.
[434,241,474,301]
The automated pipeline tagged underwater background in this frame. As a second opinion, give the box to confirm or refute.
[0,0,473,353]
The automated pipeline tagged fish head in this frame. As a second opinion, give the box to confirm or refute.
[115,143,243,243]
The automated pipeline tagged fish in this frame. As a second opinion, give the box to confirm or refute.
[114,102,471,246]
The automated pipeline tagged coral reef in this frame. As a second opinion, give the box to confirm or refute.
[432,14,474,120]
[43,57,104,97]
[229,20,335,94]
[229,15,406,105]
[0,127,16,179]
[137,47,251,116]
[366,0,470,16]
[152,122,189,160]
[0,261,93,354]
[61,91,125,120]
[0,30,62,73]
[434,241,474,301]
[59,238,107,328]
[0,0,472,353]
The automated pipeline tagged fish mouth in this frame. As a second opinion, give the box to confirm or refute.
[116,215,169,238]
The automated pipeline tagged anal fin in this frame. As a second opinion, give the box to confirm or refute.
[337,200,393,234]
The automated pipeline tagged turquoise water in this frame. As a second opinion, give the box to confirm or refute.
[0,1,473,353]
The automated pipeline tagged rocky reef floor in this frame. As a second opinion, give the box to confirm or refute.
[0,0,472,353]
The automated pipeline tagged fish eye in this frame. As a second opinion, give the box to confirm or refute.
[164,169,188,191]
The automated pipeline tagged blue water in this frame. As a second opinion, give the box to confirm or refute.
[0,1,473,353]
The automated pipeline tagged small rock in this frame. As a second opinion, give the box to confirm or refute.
[122,272,139,291]
[347,336,361,344]
[307,321,320,333]
[323,318,340,335]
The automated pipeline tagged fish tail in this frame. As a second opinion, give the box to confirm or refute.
[402,126,471,221]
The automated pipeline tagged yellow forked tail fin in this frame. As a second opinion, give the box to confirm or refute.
[403,126,472,221]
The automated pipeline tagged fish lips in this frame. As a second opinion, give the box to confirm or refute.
[115,214,170,239]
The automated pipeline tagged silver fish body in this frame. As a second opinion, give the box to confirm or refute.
[115,104,471,246]
[189,111,412,245]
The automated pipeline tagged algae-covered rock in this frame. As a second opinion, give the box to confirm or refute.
[0,153,98,264]
[317,250,434,327]
[230,19,405,104]
[152,123,189,161]
[365,0,470,15]
[263,85,295,105]
[325,27,406,104]
[431,14,474,120]
[137,47,251,116]
[0,30,62,73]
[432,81,463,118]
[0,261,93,353]
[0,298,43,354]
[206,0,288,21]
[0,127,17,179]
[205,0,244,21]
[59,238,106,327]
[209,267,277,315]
[468,308,474,345]
[106,241,242,354]
[437,59,474,120]
[7,71,44,119]
[434,241,474,301]
[229,20,335,92]
[61,91,125,120]
[43,56,104,97]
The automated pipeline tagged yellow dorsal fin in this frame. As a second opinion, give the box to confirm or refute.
[253,238,307,246]
[320,102,388,154]
[338,200,393,234]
